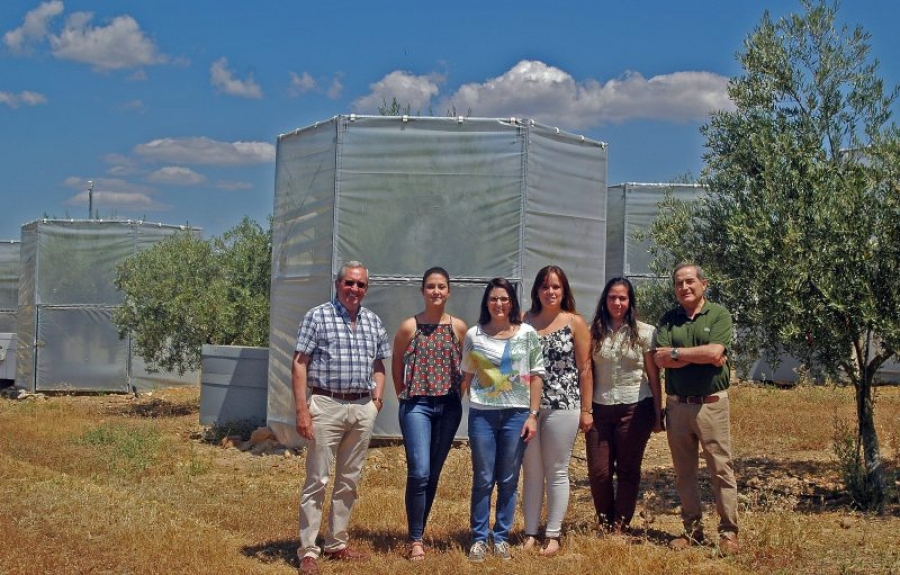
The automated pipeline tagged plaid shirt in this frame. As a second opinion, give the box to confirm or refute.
[295,298,391,393]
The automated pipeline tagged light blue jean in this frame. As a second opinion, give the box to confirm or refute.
[398,394,463,542]
[468,407,529,544]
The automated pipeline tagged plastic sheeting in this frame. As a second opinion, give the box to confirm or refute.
[268,115,608,445]
[0,241,19,333]
[605,183,705,279]
[15,220,201,392]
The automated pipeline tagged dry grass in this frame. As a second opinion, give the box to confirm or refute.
[2,383,900,574]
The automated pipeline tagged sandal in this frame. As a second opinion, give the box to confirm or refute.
[540,537,560,557]
[408,541,425,561]
[520,534,539,550]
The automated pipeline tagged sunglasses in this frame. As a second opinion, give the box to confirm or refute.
[342,279,368,289]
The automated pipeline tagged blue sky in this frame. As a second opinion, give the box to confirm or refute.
[2,0,898,241]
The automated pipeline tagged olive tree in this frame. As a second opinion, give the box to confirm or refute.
[113,216,271,374]
[645,1,900,509]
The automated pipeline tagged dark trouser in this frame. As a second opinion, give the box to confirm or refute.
[585,398,655,528]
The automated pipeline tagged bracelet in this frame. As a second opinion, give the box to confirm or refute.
[581,408,593,414]
[372,397,383,404]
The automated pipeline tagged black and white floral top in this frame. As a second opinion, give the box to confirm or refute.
[537,324,581,410]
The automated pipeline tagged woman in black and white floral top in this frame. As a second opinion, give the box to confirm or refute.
[520,265,592,556]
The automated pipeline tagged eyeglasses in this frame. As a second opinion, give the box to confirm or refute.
[342,279,368,289]
[488,296,510,304]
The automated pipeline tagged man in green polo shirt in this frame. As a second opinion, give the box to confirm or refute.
[653,262,738,554]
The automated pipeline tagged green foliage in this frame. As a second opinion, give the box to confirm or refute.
[378,97,412,116]
[211,217,272,348]
[643,0,899,508]
[833,416,885,511]
[378,96,473,118]
[113,216,271,374]
[633,277,677,327]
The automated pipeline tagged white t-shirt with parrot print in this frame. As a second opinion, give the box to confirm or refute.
[462,323,546,409]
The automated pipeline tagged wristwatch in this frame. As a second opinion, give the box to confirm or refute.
[670,348,679,360]
[528,409,540,417]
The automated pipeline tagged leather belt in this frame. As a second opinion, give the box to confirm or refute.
[669,394,720,405]
[311,387,370,400]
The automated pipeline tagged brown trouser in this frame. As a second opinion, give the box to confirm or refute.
[585,397,655,528]
[665,392,738,536]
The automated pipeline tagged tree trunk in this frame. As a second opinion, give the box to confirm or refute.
[856,370,885,511]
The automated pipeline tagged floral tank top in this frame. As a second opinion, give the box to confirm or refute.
[538,324,581,410]
[399,320,462,399]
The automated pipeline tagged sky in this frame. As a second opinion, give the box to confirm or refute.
[1,0,898,241]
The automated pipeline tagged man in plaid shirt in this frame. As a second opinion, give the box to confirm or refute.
[293,261,391,574]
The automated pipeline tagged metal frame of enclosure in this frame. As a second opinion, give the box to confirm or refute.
[605,182,706,280]
[0,240,19,334]
[267,115,609,445]
[15,219,201,392]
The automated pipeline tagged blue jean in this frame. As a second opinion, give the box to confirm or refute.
[468,407,529,544]
[398,394,463,541]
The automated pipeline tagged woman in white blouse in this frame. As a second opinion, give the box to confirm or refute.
[583,277,662,534]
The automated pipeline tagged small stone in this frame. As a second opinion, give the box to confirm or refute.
[249,427,275,444]
[220,435,243,449]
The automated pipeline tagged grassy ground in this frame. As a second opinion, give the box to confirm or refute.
[2,383,900,575]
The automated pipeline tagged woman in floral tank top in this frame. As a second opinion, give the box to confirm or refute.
[521,266,592,557]
[391,267,468,561]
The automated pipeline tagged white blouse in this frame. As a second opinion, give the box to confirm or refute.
[591,321,655,406]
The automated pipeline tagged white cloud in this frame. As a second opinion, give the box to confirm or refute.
[0,90,48,108]
[49,12,166,71]
[3,0,64,53]
[327,73,343,100]
[65,189,170,211]
[148,166,206,185]
[352,70,443,113]
[63,176,169,211]
[438,60,733,128]
[288,71,343,100]
[102,153,141,176]
[289,71,317,96]
[211,57,263,99]
[133,136,275,166]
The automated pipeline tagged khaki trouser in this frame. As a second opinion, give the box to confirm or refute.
[299,394,378,556]
[665,391,738,536]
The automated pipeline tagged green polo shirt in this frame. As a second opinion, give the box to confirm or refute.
[655,301,733,396]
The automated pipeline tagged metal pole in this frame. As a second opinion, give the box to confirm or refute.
[87,180,93,219]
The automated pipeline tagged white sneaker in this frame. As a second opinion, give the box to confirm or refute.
[468,541,488,562]
[493,541,512,560]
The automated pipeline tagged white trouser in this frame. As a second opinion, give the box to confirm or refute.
[521,408,580,538]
